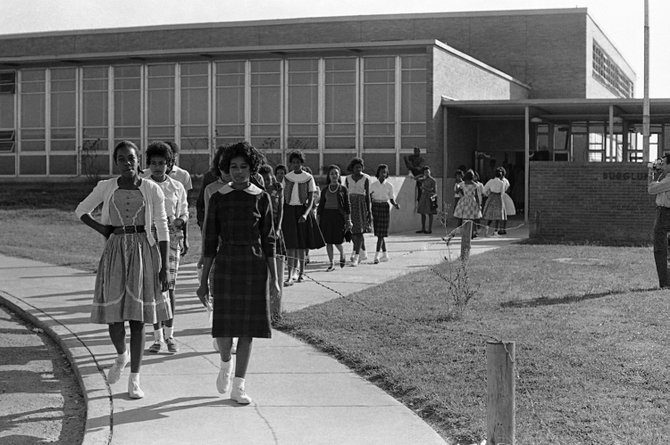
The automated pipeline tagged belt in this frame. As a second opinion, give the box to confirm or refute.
[112,225,146,234]
[372,199,389,203]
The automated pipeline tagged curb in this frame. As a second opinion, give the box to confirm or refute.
[0,290,113,445]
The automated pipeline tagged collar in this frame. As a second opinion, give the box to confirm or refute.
[219,182,263,196]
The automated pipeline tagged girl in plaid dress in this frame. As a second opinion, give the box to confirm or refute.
[453,169,482,238]
[345,157,372,266]
[369,164,399,264]
[145,141,189,354]
[197,141,280,405]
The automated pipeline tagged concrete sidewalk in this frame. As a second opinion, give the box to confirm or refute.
[0,225,527,445]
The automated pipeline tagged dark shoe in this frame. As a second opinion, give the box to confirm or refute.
[425,230,432,234]
[498,230,507,235]
[416,230,426,233]
[471,233,478,239]
[340,258,346,268]
[297,274,304,283]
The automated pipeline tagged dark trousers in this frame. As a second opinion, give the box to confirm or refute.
[653,207,670,287]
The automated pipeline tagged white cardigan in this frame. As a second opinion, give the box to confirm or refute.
[75,177,169,245]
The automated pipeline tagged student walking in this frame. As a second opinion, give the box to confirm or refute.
[144,141,189,354]
[281,150,325,286]
[345,157,372,266]
[369,164,399,263]
[482,166,511,236]
[75,140,171,399]
[197,141,280,404]
[317,165,352,271]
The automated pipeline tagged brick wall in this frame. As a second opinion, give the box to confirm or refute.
[529,162,655,244]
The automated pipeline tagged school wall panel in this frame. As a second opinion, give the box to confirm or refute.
[20,155,46,175]
[0,156,15,175]
[529,162,654,244]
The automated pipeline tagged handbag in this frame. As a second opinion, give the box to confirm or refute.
[430,193,439,211]
[343,228,352,242]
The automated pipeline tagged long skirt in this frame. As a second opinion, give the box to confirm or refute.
[372,201,390,238]
[282,204,326,250]
[91,232,172,324]
[319,208,346,244]
[417,192,437,215]
[211,244,271,338]
[349,194,369,234]
[482,192,506,221]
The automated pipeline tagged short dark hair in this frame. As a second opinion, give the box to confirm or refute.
[288,150,306,164]
[258,164,272,176]
[166,141,180,155]
[464,169,475,181]
[455,169,464,177]
[376,164,389,178]
[219,141,263,175]
[146,141,174,168]
[113,140,139,161]
[274,164,287,175]
[495,166,507,178]
[347,157,364,173]
[422,165,431,172]
[210,145,227,178]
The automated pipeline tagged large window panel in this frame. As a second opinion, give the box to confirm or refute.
[250,60,281,150]
[215,61,245,147]
[147,64,175,141]
[325,58,356,150]
[287,59,318,150]
[50,67,76,152]
[363,57,395,150]
[181,62,209,152]
[82,66,109,175]
[0,71,15,153]
[20,69,46,152]
[114,65,141,146]
[401,55,426,149]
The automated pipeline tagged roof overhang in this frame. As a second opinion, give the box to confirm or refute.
[442,98,670,123]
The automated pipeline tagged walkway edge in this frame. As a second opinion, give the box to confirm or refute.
[0,289,112,445]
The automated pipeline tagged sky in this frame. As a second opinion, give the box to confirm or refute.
[1,0,667,97]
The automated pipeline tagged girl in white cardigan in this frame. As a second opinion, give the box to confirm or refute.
[75,140,171,399]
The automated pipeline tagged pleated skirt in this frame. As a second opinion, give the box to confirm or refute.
[282,204,326,250]
[371,201,390,237]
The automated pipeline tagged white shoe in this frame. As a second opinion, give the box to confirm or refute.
[380,252,389,262]
[212,338,220,352]
[374,253,380,264]
[359,250,368,261]
[108,349,129,384]
[216,359,233,394]
[351,254,359,267]
[231,377,252,404]
[128,373,144,399]
[349,253,355,263]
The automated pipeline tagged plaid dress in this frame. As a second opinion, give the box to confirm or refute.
[453,182,482,220]
[203,184,275,338]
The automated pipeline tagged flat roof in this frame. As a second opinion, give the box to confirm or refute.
[442,98,670,122]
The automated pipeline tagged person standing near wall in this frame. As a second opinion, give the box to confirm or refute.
[416,165,437,234]
[76,140,171,399]
[648,154,670,288]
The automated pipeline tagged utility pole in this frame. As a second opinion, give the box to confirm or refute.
[643,0,650,160]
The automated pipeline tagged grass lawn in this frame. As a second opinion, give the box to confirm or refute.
[2,182,669,444]
[277,245,670,444]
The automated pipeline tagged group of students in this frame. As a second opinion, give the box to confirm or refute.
[75,139,409,404]
[452,166,515,238]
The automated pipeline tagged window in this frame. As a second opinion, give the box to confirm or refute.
[114,65,141,147]
[0,71,15,153]
[401,56,426,149]
[50,68,76,152]
[180,62,209,152]
[20,69,46,152]
[363,57,395,150]
[325,58,356,150]
[287,59,318,150]
[592,41,634,98]
[215,61,245,148]
[82,66,109,175]
[147,64,175,141]
[250,60,281,150]
[588,125,604,162]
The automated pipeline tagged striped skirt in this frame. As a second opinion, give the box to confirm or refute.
[91,232,172,324]
[371,201,390,238]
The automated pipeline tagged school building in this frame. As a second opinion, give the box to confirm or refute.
[0,8,667,241]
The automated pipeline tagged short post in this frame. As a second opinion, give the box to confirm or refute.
[487,341,515,445]
[460,220,472,261]
[271,256,284,323]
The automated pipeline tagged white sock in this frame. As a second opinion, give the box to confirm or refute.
[129,372,140,384]
[164,326,174,338]
[154,329,164,342]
